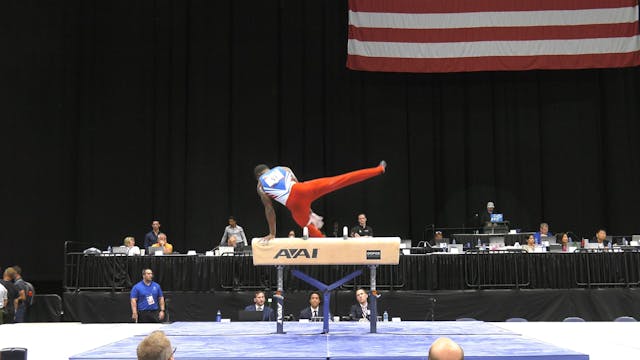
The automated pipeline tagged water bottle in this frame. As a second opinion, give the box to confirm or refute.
[452,239,456,245]
[343,226,348,239]
[303,226,309,240]
[477,239,481,248]
[383,310,389,322]
[608,240,613,250]
[216,310,222,322]
[107,245,111,253]
[623,237,628,246]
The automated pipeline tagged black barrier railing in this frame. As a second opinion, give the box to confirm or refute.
[464,249,530,289]
[63,250,640,292]
[573,248,640,288]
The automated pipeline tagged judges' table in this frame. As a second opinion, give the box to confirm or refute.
[65,250,640,291]
[451,233,535,246]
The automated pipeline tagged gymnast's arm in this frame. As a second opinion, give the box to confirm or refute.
[258,185,276,240]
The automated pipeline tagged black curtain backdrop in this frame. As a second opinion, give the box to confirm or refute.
[2,1,640,282]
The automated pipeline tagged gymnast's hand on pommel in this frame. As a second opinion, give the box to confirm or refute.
[262,233,275,242]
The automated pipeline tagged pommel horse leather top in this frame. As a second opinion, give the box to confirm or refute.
[251,237,401,265]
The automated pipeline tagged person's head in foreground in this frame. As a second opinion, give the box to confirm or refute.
[137,330,175,360]
[428,337,464,360]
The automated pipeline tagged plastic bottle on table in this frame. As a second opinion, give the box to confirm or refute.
[383,311,389,322]
[216,310,222,322]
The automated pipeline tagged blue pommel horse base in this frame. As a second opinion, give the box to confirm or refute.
[251,236,402,334]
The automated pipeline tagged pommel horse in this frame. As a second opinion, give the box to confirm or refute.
[252,237,400,334]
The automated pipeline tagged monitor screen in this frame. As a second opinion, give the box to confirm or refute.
[490,214,504,222]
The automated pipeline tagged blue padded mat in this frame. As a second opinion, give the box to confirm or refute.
[70,322,588,360]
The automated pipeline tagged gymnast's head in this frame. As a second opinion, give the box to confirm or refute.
[254,164,270,179]
[428,337,464,360]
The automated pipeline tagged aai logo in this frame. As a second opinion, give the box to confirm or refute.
[366,250,381,260]
[273,248,319,259]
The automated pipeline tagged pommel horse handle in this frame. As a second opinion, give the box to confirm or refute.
[251,237,401,266]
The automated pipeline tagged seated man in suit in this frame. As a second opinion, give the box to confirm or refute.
[299,291,324,320]
[244,290,274,321]
[349,288,377,321]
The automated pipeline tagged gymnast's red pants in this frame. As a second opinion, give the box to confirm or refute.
[285,164,384,237]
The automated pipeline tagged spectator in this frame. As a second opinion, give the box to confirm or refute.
[534,223,553,244]
[0,268,18,324]
[428,337,464,360]
[0,281,6,325]
[124,236,141,256]
[144,220,162,249]
[299,291,324,320]
[243,291,274,321]
[137,330,175,360]
[12,265,32,323]
[349,288,377,321]
[131,268,165,323]
[220,216,248,247]
[351,213,373,237]
[523,234,536,253]
[151,233,173,254]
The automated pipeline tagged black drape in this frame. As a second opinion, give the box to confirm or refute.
[2,1,640,282]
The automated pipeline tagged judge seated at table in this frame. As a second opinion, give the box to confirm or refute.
[593,229,610,247]
[151,233,173,254]
[349,288,378,321]
[299,291,325,320]
[244,290,274,321]
[523,235,536,253]
[534,222,553,244]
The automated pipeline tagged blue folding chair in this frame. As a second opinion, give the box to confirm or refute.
[563,316,585,322]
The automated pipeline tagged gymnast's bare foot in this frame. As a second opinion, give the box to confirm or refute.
[379,160,387,173]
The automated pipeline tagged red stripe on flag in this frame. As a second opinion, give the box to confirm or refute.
[349,23,640,43]
[349,0,638,14]
[347,51,640,73]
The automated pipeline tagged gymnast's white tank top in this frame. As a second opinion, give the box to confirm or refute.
[259,167,296,206]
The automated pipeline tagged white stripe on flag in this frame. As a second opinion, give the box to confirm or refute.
[348,36,640,58]
[349,7,639,29]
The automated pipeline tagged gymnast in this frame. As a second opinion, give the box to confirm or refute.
[254,161,386,240]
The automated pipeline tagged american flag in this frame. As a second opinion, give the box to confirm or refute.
[347,0,640,73]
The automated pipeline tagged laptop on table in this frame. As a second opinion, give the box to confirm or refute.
[238,310,265,321]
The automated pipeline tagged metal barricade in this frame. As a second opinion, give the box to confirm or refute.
[464,249,530,289]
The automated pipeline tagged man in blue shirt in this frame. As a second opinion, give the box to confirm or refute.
[143,220,161,249]
[131,268,165,323]
[533,222,553,244]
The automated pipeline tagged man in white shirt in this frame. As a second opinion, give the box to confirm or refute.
[220,216,248,247]
[0,282,7,325]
